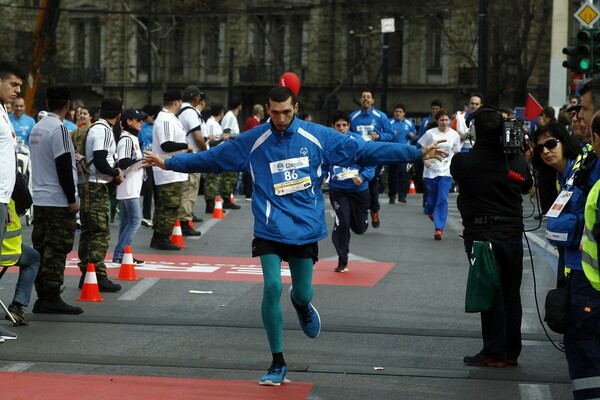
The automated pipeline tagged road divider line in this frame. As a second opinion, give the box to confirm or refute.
[118,278,159,301]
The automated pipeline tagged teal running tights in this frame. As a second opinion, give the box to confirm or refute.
[260,254,314,353]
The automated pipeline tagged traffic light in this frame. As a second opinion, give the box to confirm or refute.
[594,30,600,74]
[563,38,581,72]
[562,29,600,74]
[577,29,592,74]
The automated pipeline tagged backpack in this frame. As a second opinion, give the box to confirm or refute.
[71,123,101,183]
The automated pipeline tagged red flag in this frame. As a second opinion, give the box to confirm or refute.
[524,93,543,121]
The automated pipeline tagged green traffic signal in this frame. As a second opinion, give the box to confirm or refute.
[580,57,592,72]
[562,29,600,74]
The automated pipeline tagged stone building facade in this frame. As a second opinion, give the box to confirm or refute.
[1,0,555,125]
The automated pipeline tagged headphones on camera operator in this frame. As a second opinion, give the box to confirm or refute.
[465,105,528,155]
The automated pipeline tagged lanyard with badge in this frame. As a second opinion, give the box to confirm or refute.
[546,163,576,218]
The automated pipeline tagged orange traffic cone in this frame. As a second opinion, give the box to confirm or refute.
[188,220,195,230]
[408,180,417,195]
[77,263,104,302]
[117,245,139,281]
[170,220,186,248]
[229,193,236,205]
[212,195,225,219]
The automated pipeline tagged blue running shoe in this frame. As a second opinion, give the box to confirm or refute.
[289,286,321,338]
[259,365,287,386]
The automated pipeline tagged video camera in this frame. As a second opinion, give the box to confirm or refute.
[466,106,528,155]
[501,117,527,155]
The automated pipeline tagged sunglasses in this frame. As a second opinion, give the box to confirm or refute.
[534,138,560,154]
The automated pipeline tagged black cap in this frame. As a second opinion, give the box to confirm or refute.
[182,85,205,101]
[163,89,182,102]
[100,97,123,114]
[46,86,71,101]
[121,108,148,123]
[567,102,582,113]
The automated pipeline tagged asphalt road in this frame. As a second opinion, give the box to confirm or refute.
[0,191,573,400]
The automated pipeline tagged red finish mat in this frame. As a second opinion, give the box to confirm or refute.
[51,253,394,286]
[0,371,313,400]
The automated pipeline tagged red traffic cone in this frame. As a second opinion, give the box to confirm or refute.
[229,193,236,205]
[77,263,104,302]
[212,195,225,219]
[188,219,195,230]
[408,180,417,195]
[117,245,139,281]
[170,220,187,248]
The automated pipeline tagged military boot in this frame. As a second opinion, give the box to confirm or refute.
[205,199,215,214]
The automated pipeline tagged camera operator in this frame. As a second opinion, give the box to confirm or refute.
[450,107,533,367]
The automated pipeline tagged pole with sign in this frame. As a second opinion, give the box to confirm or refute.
[381,18,394,114]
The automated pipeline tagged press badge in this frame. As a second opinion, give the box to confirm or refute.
[332,166,359,181]
[545,190,573,218]
[270,157,311,196]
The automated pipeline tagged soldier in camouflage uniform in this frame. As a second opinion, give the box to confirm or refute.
[77,98,124,292]
[150,90,188,250]
[29,86,83,314]
[203,104,240,212]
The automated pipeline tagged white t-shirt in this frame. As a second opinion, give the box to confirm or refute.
[116,132,144,200]
[29,113,78,207]
[221,110,240,136]
[205,116,223,150]
[85,119,117,184]
[152,108,188,185]
[417,127,461,179]
[453,110,473,150]
[178,102,205,152]
[0,104,16,203]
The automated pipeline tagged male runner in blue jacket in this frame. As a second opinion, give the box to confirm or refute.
[143,86,445,386]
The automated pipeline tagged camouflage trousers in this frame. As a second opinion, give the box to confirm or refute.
[204,171,238,200]
[77,182,110,277]
[32,205,76,297]
[153,181,184,236]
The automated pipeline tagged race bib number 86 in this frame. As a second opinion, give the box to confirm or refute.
[269,156,312,196]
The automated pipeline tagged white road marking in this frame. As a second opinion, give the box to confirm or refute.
[0,362,34,372]
[519,383,552,399]
[118,278,159,301]
[186,218,222,240]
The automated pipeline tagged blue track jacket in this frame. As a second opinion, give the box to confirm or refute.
[165,117,421,245]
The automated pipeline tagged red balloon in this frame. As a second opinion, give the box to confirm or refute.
[278,72,301,96]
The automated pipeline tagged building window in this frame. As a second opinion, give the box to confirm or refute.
[71,18,102,82]
[287,17,304,69]
[160,18,184,76]
[388,29,403,74]
[426,15,443,72]
[204,18,222,70]
[249,16,266,65]
[136,17,150,75]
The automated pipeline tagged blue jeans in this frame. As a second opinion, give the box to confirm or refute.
[113,198,141,260]
[423,176,453,230]
[13,244,40,307]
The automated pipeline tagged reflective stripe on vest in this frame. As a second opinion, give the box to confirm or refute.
[572,375,600,391]
[0,200,22,267]
[582,179,600,291]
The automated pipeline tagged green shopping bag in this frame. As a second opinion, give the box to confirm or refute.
[465,241,500,313]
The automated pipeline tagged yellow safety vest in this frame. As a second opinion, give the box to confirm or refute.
[0,199,22,267]
[581,178,600,290]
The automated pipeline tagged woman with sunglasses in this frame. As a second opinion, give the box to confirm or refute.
[532,122,599,261]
